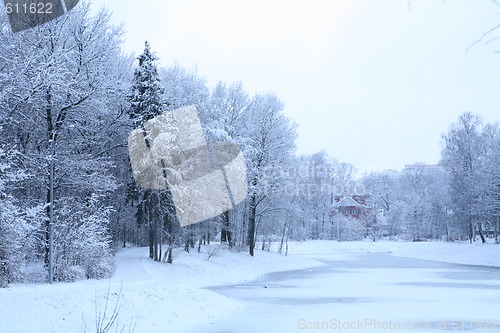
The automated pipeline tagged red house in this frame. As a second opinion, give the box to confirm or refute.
[332,195,372,220]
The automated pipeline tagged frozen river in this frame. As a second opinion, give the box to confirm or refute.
[183,252,500,332]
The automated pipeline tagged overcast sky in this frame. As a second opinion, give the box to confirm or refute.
[92,0,500,174]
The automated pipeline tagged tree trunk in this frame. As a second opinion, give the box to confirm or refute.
[165,214,174,263]
[248,193,257,256]
[0,260,8,288]
[153,194,159,261]
[148,225,154,259]
[496,217,499,243]
[45,188,51,265]
[153,221,159,261]
[123,224,127,248]
[146,194,154,259]
[159,220,162,262]
[468,220,474,243]
[478,223,486,244]
[278,219,287,254]
[495,216,500,243]
[221,210,232,246]
[241,205,247,248]
[166,247,173,264]
[44,89,54,267]
[184,233,190,253]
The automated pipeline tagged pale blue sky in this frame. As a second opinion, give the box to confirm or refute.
[92,0,500,174]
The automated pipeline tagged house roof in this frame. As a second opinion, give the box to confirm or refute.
[334,196,363,208]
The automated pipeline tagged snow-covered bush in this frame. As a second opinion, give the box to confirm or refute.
[55,265,86,282]
[53,196,114,282]
[0,147,43,286]
[338,216,366,241]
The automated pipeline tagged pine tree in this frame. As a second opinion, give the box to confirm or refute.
[127,42,170,261]
[128,41,164,127]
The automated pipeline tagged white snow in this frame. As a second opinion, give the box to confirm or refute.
[284,239,500,267]
[0,245,320,333]
[0,240,498,332]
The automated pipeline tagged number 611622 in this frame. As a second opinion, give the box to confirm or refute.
[5,1,53,14]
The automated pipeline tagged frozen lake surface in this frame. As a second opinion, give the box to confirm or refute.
[2,243,500,332]
[183,252,500,332]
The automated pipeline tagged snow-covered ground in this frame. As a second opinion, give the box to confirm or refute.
[0,240,498,332]
[0,244,320,333]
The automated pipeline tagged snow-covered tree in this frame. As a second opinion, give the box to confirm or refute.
[128,41,164,127]
[0,2,128,282]
[160,65,209,114]
[480,123,500,241]
[441,113,486,242]
[398,166,448,241]
[206,81,250,245]
[243,93,297,256]
[127,41,178,262]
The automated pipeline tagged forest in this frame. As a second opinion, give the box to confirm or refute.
[1,3,499,287]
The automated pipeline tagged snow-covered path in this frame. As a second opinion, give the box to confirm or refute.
[113,247,153,282]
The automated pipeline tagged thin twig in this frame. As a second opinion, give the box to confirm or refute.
[466,24,500,53]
